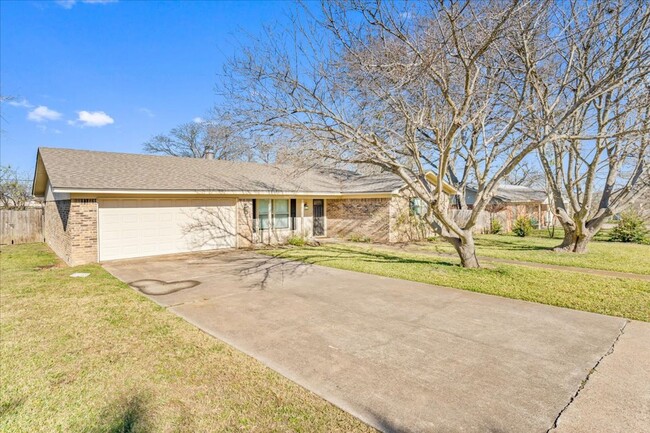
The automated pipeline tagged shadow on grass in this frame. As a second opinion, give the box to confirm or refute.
[0,398,24,418]
[93,394,150,433]
[474,236,555,252]
[271,245,460,268]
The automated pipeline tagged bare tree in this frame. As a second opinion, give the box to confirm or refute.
[220,1,534,267]
[505,161,546,188]
[220,0,648,267]
[144,112,246,160]
[1,95,15,133]
[0,165,31,209]
[526,1,650,253]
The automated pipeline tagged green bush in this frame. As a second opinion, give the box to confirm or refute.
[348,233,372,243]
[286,235,306,246]
[609,211,648,244]
[512,215,533,237]
[489,218,503,234]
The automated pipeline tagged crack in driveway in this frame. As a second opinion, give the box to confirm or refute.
[546,320,629,433]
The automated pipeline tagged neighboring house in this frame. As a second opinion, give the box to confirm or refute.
[32,147,436,265]
[464,184,550,231]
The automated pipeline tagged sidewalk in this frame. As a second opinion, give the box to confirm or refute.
[551,320,650,433]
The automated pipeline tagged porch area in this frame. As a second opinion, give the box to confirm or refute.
[237,198,326,246]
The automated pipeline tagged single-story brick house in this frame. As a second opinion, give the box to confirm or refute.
[33,147,433,265]
[465,185,550,231]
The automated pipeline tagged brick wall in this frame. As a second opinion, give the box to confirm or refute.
[327,198,390,242]
[69,199,97,265]
[44,200,72,263]
[43,198,97,265]
[389,195,432,243]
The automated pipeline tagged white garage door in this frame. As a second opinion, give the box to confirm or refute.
[98,198,236,261]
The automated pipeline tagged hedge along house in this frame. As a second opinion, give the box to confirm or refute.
[31,147,433,265]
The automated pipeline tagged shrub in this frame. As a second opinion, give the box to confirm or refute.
[286,235,306,246]
[489,218,502,234]
[512,215,533,237]
[348,233,372,243]
[609,211,648,243]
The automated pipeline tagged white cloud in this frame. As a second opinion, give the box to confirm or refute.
[27,106,62,122]
[56,0,118,8]
[6,98,33,108]
[138,107,155,118]
[193,117,204,124]
[71,110,115,127]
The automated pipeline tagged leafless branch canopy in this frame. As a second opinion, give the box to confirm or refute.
[218,0,650,263]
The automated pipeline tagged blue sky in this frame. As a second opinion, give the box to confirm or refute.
[1,0,291,177]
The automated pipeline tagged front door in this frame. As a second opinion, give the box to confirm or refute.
[313,199,325,236]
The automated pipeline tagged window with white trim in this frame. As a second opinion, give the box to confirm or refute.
[258,199,270,230]
[273,199,289,229]
[410,198,427,217]
[257,199,290,229]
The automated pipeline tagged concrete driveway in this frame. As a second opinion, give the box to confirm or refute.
[104,250,648,433]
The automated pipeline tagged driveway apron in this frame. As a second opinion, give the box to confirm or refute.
[104,250,631,433]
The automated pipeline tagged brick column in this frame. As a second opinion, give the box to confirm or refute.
[69,199,98,265]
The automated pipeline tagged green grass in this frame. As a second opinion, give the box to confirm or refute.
[261,245,650,322]
[0,243,374,433]
[420,233,650,275]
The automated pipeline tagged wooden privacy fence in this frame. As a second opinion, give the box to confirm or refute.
[0,208,44,245]
[450,209,492,233]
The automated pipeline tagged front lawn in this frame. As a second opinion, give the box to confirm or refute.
[262,245,650,322]
[422,233,650,275]
[0,243,373,433]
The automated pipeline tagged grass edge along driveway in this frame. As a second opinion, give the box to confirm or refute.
[0,243,375,433]
[261,244,650,322]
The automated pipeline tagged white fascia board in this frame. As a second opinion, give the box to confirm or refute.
[54,187,395,198]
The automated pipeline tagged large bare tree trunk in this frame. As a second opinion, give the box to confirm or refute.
[553,208,578,252]
[553,212,603,254]
[554,227,577,252]
[572,233,594,254]
[448,233,480,268]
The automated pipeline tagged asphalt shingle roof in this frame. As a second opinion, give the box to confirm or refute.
[492,184,548,203]
[37,147,405,195]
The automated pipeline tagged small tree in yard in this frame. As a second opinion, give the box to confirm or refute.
[489,218,503,235]
[512,216,533,237]
[220,0,649,267]
[609,211,649,243]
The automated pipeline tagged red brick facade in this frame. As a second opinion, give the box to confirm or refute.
[326,198,392,242]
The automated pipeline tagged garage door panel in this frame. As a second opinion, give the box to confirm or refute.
[98,198,237,261]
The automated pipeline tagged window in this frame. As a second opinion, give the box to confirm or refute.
[410,198,427,217]
[258,199,270,230]
[273,199,289,229]
[256,199,290,230]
